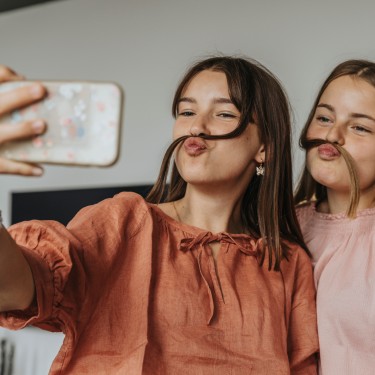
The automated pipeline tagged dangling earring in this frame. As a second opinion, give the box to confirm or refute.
[256,160,264,176]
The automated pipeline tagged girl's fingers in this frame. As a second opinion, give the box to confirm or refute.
[0,65,22,82]
[0,120,46,144]
[0,66,46,177]
[0,158,43,176]
[0,84,46,116]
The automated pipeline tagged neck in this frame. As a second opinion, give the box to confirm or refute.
[321,187,375,214]
[174,184,245,234]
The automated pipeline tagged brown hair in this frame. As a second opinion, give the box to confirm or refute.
[147,55,309,270]
[294,59,375,216]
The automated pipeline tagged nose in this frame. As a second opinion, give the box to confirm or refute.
[325,123,345,145]
[189,114,210,136]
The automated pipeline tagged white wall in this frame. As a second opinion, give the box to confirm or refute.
[1,0,375,225]
[0,0,375,371]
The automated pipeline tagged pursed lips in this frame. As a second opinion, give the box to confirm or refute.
[183,137,208,156]
[317,143,341,159]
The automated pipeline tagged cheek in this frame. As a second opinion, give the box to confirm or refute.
[306,123,327,140]
[305,125,316,139]
[305,149,316,172]
[173,146,182,167]
[348,146,375,180]
[173,118,192,140]
[172,121,182,140]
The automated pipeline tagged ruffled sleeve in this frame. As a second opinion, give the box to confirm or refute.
[0,192,148,337]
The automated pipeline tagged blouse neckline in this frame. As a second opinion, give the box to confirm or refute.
[311,202,375,221]
[149,202,253,241]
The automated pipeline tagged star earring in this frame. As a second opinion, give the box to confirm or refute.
[256,160,264,176]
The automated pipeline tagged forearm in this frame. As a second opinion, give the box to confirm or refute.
[0,218,35,312]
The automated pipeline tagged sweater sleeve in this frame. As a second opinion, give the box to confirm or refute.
[0,192,148,336]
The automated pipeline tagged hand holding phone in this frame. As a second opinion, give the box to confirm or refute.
[0,66,47,176]
[0,80,123,167]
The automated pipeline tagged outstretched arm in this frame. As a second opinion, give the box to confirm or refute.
[0,214,34,312]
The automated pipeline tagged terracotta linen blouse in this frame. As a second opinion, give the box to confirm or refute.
[1,193,318,374]
[297,203,375,375]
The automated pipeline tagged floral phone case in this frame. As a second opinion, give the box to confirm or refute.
[0,81,123,167]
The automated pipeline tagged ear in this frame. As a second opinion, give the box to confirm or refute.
[254,144,265,164]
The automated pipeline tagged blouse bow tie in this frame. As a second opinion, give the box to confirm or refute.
[179,231,262,257]
[179,231,262,325]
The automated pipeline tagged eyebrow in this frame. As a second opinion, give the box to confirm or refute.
[317,103,335,112]
[178,97,196,104]
[317,103,375,122]
[351,113,375,122]
[178,97,234,105]
[213,98,233,104]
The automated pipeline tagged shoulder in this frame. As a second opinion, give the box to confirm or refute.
[283,240,312,266]
[280,241,315,297]
[67,192,151,236]
[295,201,315,220]
[79,191,148,214]
[279,240,313,283]
[96,191,148,210]
[9,192,153,246]
[295,201,317,232]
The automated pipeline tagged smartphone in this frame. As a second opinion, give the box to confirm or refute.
[0,80,123,167]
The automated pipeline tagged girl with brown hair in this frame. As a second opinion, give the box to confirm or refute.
[0,56,318,374]
[295,60,375,374]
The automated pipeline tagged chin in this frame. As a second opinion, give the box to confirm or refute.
[178,171,209,184]
[309,163,343,185]
[313,174,350,192]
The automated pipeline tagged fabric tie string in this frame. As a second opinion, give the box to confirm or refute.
[179,231,262,325]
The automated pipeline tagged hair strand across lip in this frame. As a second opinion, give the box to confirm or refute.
[302,138,359,217]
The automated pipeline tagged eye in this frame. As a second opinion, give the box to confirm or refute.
[178,110,195,117]
[352,124,371,134]
[316,115,332,124]
[217,112,238,119]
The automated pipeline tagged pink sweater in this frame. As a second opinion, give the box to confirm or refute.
[297,203,375,375]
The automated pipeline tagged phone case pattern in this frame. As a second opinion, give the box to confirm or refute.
[0,81,122,166]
